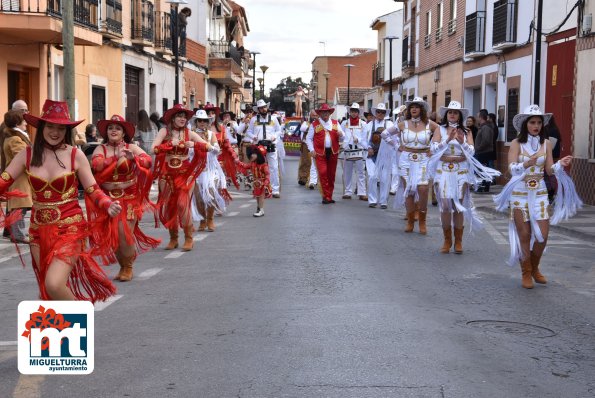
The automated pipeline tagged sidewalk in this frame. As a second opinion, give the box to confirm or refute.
[472,185,595,241]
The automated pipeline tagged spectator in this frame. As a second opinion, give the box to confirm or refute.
[1,110,32,243]
[466,116,478,142]
[83,123,101,157]
[488,112,498,168]
[150,112,163,130]
[177,7,191,57]
[136,110,159,153]
[475,109,494,192]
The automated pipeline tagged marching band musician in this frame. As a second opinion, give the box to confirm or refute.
[306,103,346,204]
[298,110,319,189]
[360,103,394,209]
[340,103,367,201]
[246,99,283,198]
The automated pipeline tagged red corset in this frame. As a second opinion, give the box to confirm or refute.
[164,128,190,156]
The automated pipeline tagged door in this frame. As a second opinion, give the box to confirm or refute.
[125,66,140,125]
[545,38,575,158]
[92,86,106,125]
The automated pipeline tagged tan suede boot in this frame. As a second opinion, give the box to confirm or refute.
[181,226,194,251]
[453,227,464,254]
[113,252,123,281]
[206,207,215,232]
[118,255,136,282]
[520,258,534,289]
[418,211,427,235]
[405,212,415,232]
[440,228,452,253]
[530,252,547,284]
[197,220,207,232]
[165,228,179,250]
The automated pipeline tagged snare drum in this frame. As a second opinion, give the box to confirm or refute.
[344,148,365,161]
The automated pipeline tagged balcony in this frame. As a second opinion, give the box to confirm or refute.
[372,62,384,87]
[0,0,102,45]
[435,27,443,43]
[131,0,154,46]
[465,11,486,57]
[100,0,122,39]
[208,40,243,87]
[448,18,457,35]
[154,11,172,55]
[492,0,517,50]
[424,34,431,48]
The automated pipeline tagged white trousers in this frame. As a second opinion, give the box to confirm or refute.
[366,159,390,205]
[309,158,318,185]
[266,150,280,194]
[343,159,366,196]
[391,158,399,193]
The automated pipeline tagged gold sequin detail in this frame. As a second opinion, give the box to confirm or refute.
[0,171,10,181]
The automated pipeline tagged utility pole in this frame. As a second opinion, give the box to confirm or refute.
[62,1,75,117]
[533,0,543,105]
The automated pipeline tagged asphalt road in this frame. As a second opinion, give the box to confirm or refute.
[1,157,594,398]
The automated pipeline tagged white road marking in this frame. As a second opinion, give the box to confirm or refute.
[227,211,240,217]
[193,235,208,242]
[94,294,123,312]
[164,251,185,259]
[239,203,251,209]
[482,220,508,245]
[137,268,163,280]
[0,341,17,346]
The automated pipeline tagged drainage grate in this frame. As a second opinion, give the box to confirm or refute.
[466,320,556,338]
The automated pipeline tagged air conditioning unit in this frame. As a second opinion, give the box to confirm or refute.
[583,13,592,36]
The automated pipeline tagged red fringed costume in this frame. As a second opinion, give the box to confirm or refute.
[0,147,116,303]
[236,147,272,198]
[90,144,160,256]
[215,128,240,192]
[152,128,209,228]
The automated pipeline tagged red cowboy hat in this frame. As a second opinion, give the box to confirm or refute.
[315,103,335,115]
[24,99,83,128]
[163,104,194,125]
[250,144,267,157]
[96,115,135,140]
[203,103,220,114]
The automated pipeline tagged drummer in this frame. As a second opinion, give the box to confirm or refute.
[340,103,367,200]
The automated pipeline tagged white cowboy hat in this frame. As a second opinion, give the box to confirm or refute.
[405,96,430,113]
[512,104,552,132]
[371,103,388,114]
[393,105,407,115]
[189,109,210,125]
[253,99,270,112]
[439,101,469,121]
[349,102,360,111]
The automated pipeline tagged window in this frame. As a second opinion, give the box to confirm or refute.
[425,10,432,47]
[436,3,443,42]
[506,88,519,142]
[448,0,457,34]
[445,90,451,107]
[92,86,106,126]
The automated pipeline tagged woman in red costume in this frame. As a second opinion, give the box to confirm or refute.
[152,104,212,251]
[90,115,160,282]
[0,100,121,302]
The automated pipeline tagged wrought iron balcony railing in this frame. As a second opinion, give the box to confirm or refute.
[465,11,486,55]
[372,62,384,87]
[131,0,154,43]
[154,11,172,52]
[0,0,98,30]
[493,0,517,47]
[209,40,242,66]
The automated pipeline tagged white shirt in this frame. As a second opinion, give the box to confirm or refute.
[362,118,394,149]
[305,117,346,152]
[340,118,366,148]
[246,113,282,144]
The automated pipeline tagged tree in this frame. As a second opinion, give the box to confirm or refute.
[268,76,310,117]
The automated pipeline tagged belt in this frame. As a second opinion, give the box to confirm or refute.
[440,156,466,163]
[401,147,430,154]
[166,155,189,168]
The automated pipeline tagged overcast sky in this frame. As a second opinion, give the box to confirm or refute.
[240,0,402,91]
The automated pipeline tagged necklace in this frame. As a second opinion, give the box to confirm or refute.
[411,117,421,127]
[448,122,459,128]
[44,141,66,169]
[528,135,540,152]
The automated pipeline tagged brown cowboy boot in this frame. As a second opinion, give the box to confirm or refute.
[418,211,427,235]
[118,255,136,282]
[520,258,534,289]
[453,227,464,254]
[440,227,452,253]
[206,207,216,232]
[113,252,123,281]
[530,252,547,284]
[405,212,415,232]
[197,219,207,232]
[165,228,179,250]
[182,225,194,251]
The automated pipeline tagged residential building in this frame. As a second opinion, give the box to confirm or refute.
[400,0,421,103]
[573,0,595,204]
[368,8,404,113]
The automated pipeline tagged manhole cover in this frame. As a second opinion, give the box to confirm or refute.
[466,320,556,338]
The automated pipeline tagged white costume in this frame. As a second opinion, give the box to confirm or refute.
[340,116,367,197]
[300,120,318,187]
[247,113,282,195]
[361,117,394,206]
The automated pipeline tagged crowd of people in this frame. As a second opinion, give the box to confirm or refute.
[0,96,582,303]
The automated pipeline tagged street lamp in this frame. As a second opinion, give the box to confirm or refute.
[260,65,269,99]
[384,36,399,114]
[257,77,263,98]
[344,64,354,108]
[323,72,330,104]
[249,51,260,104]
[167,0,188,105]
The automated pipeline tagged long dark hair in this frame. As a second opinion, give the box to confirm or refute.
[31,121,74,167]
[517,116,545,144]
[137,109,153,132]
[405,104,428,124]
[246,146,266,165]
[440,110,469,135]
[150,112,162,129]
